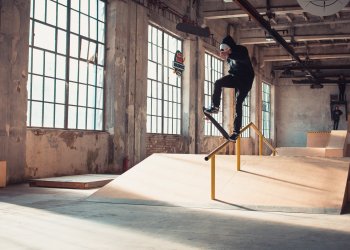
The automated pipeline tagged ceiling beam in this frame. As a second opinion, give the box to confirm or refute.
[240,34,350,45]
[273,65,350,71]
[202,5,350,20]
[264,53,350,62]
[231,0,317,80]
[293,79,350,84]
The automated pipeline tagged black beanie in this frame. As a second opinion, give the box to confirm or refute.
[221,35,236,49]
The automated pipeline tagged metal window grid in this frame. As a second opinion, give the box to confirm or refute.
[27,0,106,130]
[204,53,224,136]
[146,25,182,135]
[262,82,271,139]
[241,92,251,138]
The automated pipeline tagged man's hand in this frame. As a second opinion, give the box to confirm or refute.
[219,49,230,60]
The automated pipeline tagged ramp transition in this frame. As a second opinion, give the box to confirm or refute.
[88,154,350,214]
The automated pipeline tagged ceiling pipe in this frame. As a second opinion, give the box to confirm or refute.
[273,64,350,71]
[232,0,319,83]
[293,79,350,84]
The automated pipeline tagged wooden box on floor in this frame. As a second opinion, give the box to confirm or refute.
[0,161,6,187]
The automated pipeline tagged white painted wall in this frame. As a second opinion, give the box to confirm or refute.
[275,82,348,147]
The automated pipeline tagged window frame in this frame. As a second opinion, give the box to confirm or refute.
[203,52,224,136]
[262,82,271,139]
[146,24,183,135]
[241,92,251,138]
[27,0,106,131]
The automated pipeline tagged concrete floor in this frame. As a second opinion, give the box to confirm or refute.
[1,184,350,250]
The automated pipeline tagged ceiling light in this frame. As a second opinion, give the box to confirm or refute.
[223,0,233,2]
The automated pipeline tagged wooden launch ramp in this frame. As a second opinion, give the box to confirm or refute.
[88,154,350,214]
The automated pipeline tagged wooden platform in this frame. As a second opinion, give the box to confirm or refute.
[277,130,348,157]
[29,174,119,189]
[88,154,350,214]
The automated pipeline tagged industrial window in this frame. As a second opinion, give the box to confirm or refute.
[262,82,271,139]
[27,0,106,130]
[204,53,224,136]
[147,25,182,134]
[241,92,250,138]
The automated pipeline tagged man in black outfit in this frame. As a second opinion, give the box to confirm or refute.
[204,35,255,141]
[332,106,343,130]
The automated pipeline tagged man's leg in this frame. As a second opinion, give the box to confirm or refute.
[212,75,236,107]
[233,90,248,133]
[205,75,236,114]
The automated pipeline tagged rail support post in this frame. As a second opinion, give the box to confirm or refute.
[211,155,215,200]
[236,137,241,171]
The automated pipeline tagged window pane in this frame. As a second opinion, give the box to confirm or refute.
[55,104,65,128]
[88,85,96,107]
[70,10,79,34]
[45,52,55,77]
[32,75,43,101]
[69,58,78,81]
[43,103,54,127]
[78,84,87,106]
[34,0,45,22]
[31,101,43,127]
[56,80,66,103]
[47,0,57,26]
[68,105,77,129]
[70,34,79,58]
[79,61,88,83]
[96,109,103,130]
[34,22,56,51]
[77,107,86,129]
[87,108,95,130]
[56,55,66,79]
[32,49,44,75]
[44,77,55,102]
[69,82,78,105]
[57,30,67,54]
[57,5,67,29]
[90,0,97,18]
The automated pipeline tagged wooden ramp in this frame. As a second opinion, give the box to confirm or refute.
[277,130,348,157]
[29,174,118,189]
[88,154,350,214]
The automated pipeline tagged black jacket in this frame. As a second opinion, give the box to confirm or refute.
[221,36,255,80]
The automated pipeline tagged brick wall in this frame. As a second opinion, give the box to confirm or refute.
[146,134,189,156]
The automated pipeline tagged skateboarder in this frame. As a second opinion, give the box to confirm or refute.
[332,106,343,130]
[338,74,346,101]
[204,35,255,141]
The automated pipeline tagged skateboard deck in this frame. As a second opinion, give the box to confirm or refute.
[202,107,231,140]
[176,23,211,37]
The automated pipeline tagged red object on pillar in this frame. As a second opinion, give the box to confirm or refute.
[123,157,129,173]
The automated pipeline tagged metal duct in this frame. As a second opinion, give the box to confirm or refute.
[232,0,319,83]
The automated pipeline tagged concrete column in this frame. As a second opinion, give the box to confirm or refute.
[105,0,147,172]
[183,38,199,153]
[0,0,30,183]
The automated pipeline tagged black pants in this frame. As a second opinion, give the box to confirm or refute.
[212,74,253,133]
[339,85,345,101]
[333,119,340,130]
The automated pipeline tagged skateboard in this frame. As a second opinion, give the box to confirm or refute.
[176,23,211,37]
[202,107,234,141]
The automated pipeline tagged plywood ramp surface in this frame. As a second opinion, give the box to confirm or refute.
[327,130,347,149]
[88,154,350,214]
[276,147,326,157]
[29,174,118,189]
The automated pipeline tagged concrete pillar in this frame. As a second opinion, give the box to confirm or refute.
[0,0,30,183]
[0,161,6,187]
[105,0,147,172]
[183,38,199,153]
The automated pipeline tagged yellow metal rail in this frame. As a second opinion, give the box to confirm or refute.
[204,122,277,199]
